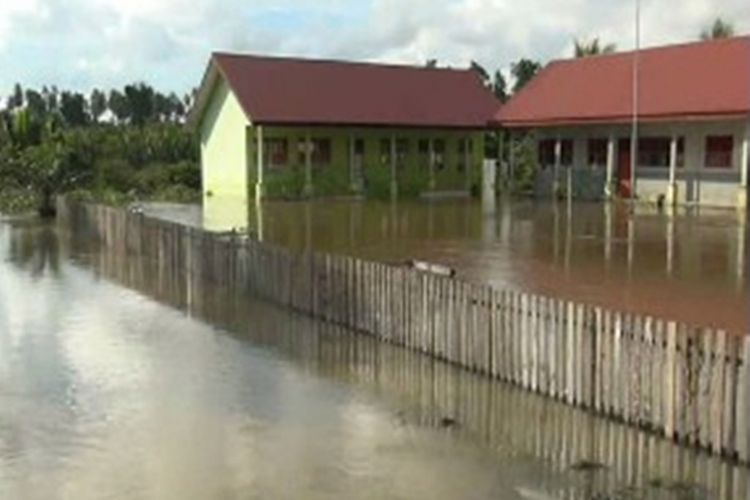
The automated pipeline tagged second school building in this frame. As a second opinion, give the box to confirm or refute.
[496,36,750,208]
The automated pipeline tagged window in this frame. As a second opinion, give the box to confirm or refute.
[458,138,473,171]
[587,139,608,167]
[380,138,391,165]
[353,138,365,155]
[637,137,684,168]
[417,139,430,169]
[705,136,734,169]
[433,139,446,170]
[560,140,573,166]
[264,138,288,167]
[298,138,331,165]
[538,139,573,167]
[396,138,409,164]
[538,139,556,167]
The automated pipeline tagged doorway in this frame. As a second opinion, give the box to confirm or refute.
[617,138,633,198]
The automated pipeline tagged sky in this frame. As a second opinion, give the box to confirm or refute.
[0,0,748,98]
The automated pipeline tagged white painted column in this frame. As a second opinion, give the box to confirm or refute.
[605,135,615,199]
[255,125,264,202]
[390,133,398,199]
[428,137,436,191]
[496,130,505,191]
[553,137,562,198]
[303,129,313,198]
[464,137,472,192]
[667,134,678,206]
[739,122,749,209]
[349,132,357,192]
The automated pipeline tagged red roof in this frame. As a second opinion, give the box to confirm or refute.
[203,53,501,128]
[496,36,750,127]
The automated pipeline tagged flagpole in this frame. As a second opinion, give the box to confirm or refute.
[630,0,640,200]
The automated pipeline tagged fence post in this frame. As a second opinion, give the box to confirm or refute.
[736,335,750,462]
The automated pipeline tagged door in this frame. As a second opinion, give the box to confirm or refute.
[617,138,632,198]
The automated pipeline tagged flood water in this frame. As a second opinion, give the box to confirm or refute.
[144,198,749,334]
[1,217,748,499]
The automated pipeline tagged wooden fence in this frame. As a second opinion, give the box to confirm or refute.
[57,198,750,464]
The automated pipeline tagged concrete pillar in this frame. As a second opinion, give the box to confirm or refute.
[553,137,562,198]
[605,135,615,199]
[666,134,678,206]
[428,137,436,190]
[303,129,313,198]
[464,137,472,192]
[496,130,505,191]
[349,132,357,192]
[390,133,398,200]
[255,125,265,202]
[482,159,496,215]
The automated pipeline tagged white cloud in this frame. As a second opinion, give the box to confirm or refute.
[0,0,748,94]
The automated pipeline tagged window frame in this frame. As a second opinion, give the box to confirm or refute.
[587,138,608,168]
[636,137,685,169]
[704,135,734,169]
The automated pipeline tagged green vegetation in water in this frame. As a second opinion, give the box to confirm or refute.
[0,83,199,216]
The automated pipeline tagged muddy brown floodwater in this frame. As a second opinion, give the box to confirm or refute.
[144,198,749,334]
[1,217,747,499]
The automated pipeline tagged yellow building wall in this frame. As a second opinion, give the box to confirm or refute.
[199,77,251,200]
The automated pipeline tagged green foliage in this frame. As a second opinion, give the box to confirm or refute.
[700,18,735,40]
[364,167,392,200]
[509,134,537,193]
[0,81,200,215]
[573,38,616,58]
[266,167,306,199]
[511,59,542,93]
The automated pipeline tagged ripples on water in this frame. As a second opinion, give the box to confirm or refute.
[0,218,747,499]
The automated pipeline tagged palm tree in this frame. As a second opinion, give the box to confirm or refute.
[574,38,617,58]
[700,18,735,40]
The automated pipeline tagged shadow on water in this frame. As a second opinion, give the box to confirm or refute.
[62,216,749,500]
[3,218,61,278]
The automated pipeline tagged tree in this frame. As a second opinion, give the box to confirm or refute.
[574,37,616,58]
[124,83,155,126]
[24,89,47,118]
[492,70,508,103]
[108,90,129,123]
[42,86,59,114]
[511,59,542,94]
[701,18,735,40]
[59,91,89,127]
[168,92,185,121]
[470,60,490,87]
[425,59,438,68]
[90,89,108,123]
[7,83,24,110]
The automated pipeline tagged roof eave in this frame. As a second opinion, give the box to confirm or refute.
[496,110,750,128]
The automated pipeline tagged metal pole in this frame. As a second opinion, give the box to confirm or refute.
[630,0,640,200]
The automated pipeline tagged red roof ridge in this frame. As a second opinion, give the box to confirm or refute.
[546,33,750,67]
[211,51,475,74]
